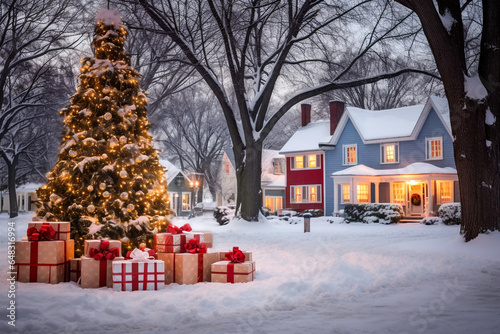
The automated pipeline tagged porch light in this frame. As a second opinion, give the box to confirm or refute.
[408,180,417,186]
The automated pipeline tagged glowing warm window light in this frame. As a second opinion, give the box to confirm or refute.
[295,156,304,169]
[308,155,317,168]
[295,187,302,202]
[392,182,405,204]
[385,144,395,162]
[357,184,369,203]
[310,186,317,201]
[342,184,350,203]
[439,181,452,203]
[347,147,356,164]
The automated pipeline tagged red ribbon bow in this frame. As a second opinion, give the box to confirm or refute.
[166,223,192,234]
[184,238,207,254]
[89,240,120,260]
[225,247,246,263]
[27,223,56,241]
[126,248,155,259]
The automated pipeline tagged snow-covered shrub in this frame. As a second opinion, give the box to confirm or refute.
[343,203,404,224]
[299,209,323,217]
[278,209,298,217]
[213,206,235,225]
[438,202,461,225]
[420,217,442,225]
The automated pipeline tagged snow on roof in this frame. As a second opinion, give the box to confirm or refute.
[279,121,331,154]
[159,159,188,185]
[347,104,425,141]
[261,149,286,188]
[2,183,43,193]
[429,96,451,131]
[332,162,457,176]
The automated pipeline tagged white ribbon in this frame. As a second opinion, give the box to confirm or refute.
[128,248,155,261]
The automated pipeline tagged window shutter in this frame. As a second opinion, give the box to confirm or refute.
[317,154,321,168]
[318,185,322,202]
[303,186,308,201]
[290,157,294,169]
[395,143,399,162]
[291,186,295,201]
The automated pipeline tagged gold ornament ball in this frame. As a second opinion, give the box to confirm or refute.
[120,192,128,199]
[87,185,94,191]
[104,112,112,120]
[102,153,108,159]
[87,205,95,213]
[119,170,128,178]
[119,136,127,144]
[103,191,110,198]
[127,204,135,212]
[49,194,58,202]
[130,114,138,122]
[99,183,106,190]
[69,150,77,157]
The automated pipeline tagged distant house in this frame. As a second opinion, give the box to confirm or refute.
[1,183,43,213]
[159,159,197,216]
[324,96,458,218]
[279,96,458,219]
[218,148,286,213]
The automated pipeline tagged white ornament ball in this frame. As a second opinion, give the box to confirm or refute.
[87,205,95,213]
[101,153,108,159]
[99,183,106,190]
[120,192,128,199]
[119,170,128,178]
[49,194,58,202]
[127,204,135,212]
[119,136,127,144]
[108,138,118,147]
[104,112,112,120]
[130,114,137,122]
[122,208,128,215]
[103,191,110,198]
[69,150,77,157]
[87,185,94,192]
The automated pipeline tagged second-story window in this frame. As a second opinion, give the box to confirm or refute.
[343,144,357,165]
[426,137,443,160]
[381,143,399,164]
[292,154,321,170]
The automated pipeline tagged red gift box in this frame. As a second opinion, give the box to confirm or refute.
[112,260,165,291]
[28,221,71,241]
[81,240,122,289]
[154,233,187,253]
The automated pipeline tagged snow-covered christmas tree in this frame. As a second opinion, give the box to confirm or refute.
[35,10,172,257]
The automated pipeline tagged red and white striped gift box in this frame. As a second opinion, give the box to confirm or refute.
[112,260,165,291]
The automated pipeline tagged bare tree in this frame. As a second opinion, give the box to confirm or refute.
[394,0,499,241]
[153,84,229,201]
[137,0,439,221]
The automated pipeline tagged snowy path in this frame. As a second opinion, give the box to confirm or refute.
[1,213,499,334]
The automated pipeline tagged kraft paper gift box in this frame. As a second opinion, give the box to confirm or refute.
[15,240,75,284]
[81,240,122,289]
[218,251,252,261]
[185,231,213,248]
[69,258,81,283]
[157,252,219,285]
[28,221,71,241]
[211,261,256,284]
[154,233,188,253]
[112,260,165,291]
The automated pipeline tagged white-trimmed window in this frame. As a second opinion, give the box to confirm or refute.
[273,158,284,174]
[392,182,405,204]
[343,144,357,165]
[182,192,191,211]
[357,183,370,203]
[291,185,322,203]
[291,154,321,170]
[437,181,453,204]
[341,184,351,204]
[381,143,399,164]
[426,137,443,160]
[265,197,283,212]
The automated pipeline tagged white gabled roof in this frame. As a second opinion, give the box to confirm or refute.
[332,162,457,176]
[261,149,286,188]
[159,159,191,185]
[279,121,331,154]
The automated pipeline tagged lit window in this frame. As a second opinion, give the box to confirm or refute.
[381,143,399,164]
[308,155,317,168]
[182,193,191,211]
[273,159,283,174]
[426,137,443,160]
[437,181,453,204]
[392,182,405,204]
[295,156,304,169]
[357,184,369,203]
[343,144,357,165]
[291,185,321,203]
[341,184,350,204]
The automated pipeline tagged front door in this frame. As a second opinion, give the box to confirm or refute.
[408,183,425,216]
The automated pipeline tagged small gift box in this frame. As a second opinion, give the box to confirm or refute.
[14,240,74,284]
[211,247,255,283]
[28,221,71,241]
[69,258,81,283]
[158,238,218,285]
[185,231,213,248]
[218,250,252,261]
[81,240,121,289]
[154,233,187,253]
[112,249,165,291]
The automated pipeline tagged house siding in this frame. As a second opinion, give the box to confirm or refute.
[325,107,456,215]
[285,154,324,212]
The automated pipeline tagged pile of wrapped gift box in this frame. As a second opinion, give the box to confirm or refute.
[14,223,256,291]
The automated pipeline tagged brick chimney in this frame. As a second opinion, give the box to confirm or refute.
[329,101,345,135]
[301,104,311,126]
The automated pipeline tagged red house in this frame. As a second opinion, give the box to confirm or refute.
[279,102,343,213]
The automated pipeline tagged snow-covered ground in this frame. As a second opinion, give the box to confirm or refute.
[1,212,500,334]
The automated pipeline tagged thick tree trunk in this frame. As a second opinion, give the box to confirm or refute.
[8,160,18,218]
[235,142,263,221]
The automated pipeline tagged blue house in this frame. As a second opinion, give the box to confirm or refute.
[320,96,459,218]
